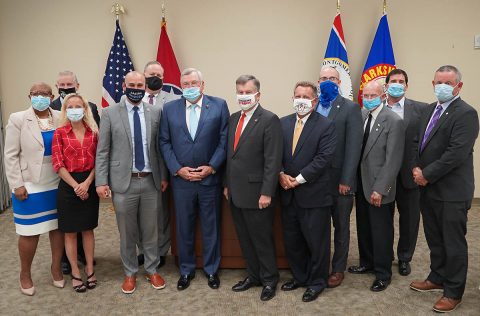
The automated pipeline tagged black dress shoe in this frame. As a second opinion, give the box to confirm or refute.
[61,261,71,275]
[302,288,323,302]
[206,273,220,289]
[398,261,411,276]
[232,277,259,292]
[157,256,166,269]
[281,279,300,291]
[348,265,374,274]
[370,279,391,292]
[137,254,145,266]
[177,274,195,291]
[260,285,276,301]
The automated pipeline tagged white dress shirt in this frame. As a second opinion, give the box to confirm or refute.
[236,103,259,133]
[387,97,405,119]
[186,96,203,134]
[125,100,151,172]
[364,104,384,132]
[143,92,159,106]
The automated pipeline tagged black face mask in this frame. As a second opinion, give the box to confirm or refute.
[125,88,145,103]
[58,87,76,98]
[146,76,163,91]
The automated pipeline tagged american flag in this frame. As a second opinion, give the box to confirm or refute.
[102,20,134,107]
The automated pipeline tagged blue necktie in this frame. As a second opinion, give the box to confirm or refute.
[189,104,199,139]
[133,106,145,171]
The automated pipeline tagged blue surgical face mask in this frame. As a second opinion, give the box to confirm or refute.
[387,83,405,98]
[182,87,201,101]
[363,96,382,111]
[66,108,85,122]
[434,83,456,103]
[31,96,51,111]
[319,80,339,108]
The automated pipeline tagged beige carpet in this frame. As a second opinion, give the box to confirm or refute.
[0,202,478,316]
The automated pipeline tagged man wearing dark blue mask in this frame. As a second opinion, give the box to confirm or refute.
[316,67,363,288]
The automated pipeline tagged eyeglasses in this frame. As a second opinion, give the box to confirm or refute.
[319,77,339,82]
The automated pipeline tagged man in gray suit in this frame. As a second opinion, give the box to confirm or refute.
[348,80,405,292]
[225,75,283,301]
[316,66,363,288]
[384,69,428,276]
[96,71,167,294]
[136,61,180,268]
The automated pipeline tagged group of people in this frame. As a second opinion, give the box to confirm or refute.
[4,62,477,313]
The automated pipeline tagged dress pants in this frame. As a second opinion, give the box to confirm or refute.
[420,195,469,299]
[356,179,394,281]
[392,178,420,262]
[172,183,221,276]
[113,175,159,276]
[230,200,279,287]
[282,199,331,291]
[331,194,354,273]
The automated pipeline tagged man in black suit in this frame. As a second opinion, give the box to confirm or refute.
[224,75,283,301]
[384,69,428,276]
[410,65,479,313]
[51,70,100,274]
[316,67,363,288]
[279,81,336,302]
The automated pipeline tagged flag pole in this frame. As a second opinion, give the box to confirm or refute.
[337,0,340,13]
[162,1,166,23]
[383,0,387,15]
[111,3,125,21]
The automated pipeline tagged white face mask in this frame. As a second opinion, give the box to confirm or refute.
[293,98,314,115]
[236,92,258,111]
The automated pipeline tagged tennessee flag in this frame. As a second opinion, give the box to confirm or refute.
[358,14,396,105]
[323,13,353,100]
[156,19,182,96]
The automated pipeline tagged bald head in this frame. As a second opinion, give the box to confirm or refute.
[318,66,341,86]
[125,71,145,83]
[363,80,384,96]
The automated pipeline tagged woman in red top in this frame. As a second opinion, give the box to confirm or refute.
[52,93,99,293]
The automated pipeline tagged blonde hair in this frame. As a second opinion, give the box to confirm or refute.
[59,93,98,133]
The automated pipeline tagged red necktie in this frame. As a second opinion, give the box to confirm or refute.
[234,113,246,151]
[148,94,154,105]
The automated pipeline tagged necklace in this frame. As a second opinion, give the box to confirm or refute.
[35,110,54,131]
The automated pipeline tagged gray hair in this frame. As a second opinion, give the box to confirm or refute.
[144,61,163,73]
[181,68,203,82]
[58,70,78,83]
[294,81,318,97]
[436,65,462,83]
[236,74,260,92]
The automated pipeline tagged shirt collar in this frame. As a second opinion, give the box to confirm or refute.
[64,121,91,133]
[125,99,144,112]
[186,95,203,108]
[370,104,384,120]
[386,96,405,108]
[437,95,459,110]
[296,112,312,124]
[242,103,259,118]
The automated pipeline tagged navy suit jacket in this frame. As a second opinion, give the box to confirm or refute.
[280,112,336,208]
[159,94,229,188]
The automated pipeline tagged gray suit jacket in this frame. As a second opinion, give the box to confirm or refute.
[95,99,167,193]
[360,105,405,204]
[154,90,180,110]
[327,96,363,193]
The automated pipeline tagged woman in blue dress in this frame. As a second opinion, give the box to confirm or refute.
[4,82,65,296]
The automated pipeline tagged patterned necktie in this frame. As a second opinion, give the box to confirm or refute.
[148,94,154,105]
[132,106,145,171]
[292,119,304,155]
[234,112,246,151]
[189,104,199,139]
[420,105,443,151]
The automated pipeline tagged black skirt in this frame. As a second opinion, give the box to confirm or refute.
[57,171,99,233]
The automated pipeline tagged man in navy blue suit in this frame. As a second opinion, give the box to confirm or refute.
[279,81,336,302]
[159,68,229,290]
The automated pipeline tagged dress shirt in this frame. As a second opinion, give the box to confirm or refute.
[52,123,98,173]
[425,95,459,128]
[316,95,337,117]
[387,97,405,119]
[364,104,384,132]
[143,92,159,106]
[186,95,203,133]
[294,112,312,184]
[125,100,151,172]
[236,103,259,133]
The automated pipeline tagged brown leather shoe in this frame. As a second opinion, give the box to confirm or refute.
[146,273,166,290]
[433,297,462,313]
[409,280,443,292]
[121,276,136,294]
[327,272,344,288]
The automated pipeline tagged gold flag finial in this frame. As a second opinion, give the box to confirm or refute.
[111,3,125,21]
[383,0,387,14]
[337,0,340,13]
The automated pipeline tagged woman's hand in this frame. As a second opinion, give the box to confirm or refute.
[74,181,90,197]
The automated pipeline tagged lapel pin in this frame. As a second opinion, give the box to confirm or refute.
[445,112,448,115]
[254,119,258,122]
[337,105,340,108]
[375,128,379,131]
[205,104,209,109]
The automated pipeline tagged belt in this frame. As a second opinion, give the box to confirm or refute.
[131,172,152,178]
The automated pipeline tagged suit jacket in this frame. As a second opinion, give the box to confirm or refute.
[417,97,479,201]
[4,108,60,189]
[360,106,405,204]
[159,94,229,188]
[153,90,180,110]
[326,96,363,193]
[51,97,100,126]
[225,105,283,209]
[95,99,167,193]
[280,112,336,208]
[394,98,428,189]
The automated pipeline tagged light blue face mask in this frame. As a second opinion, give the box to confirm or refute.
[434,83,456,103]
[363,96,382,111]
[387,83,405,98]
[31,96,51,111]
[66,108,85,122]
[182,87,201,101]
